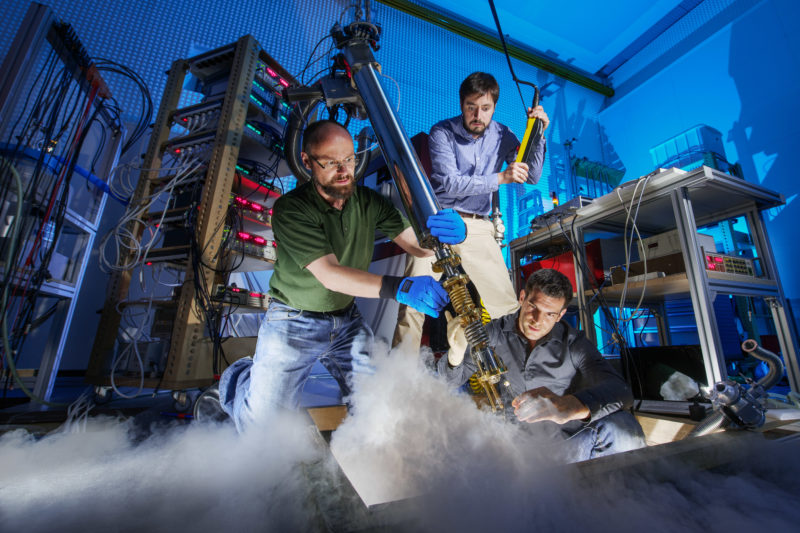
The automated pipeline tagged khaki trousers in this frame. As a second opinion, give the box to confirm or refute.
[392,217,520,350]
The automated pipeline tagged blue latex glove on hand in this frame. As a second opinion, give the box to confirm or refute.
[395,276,449,317]
[427,208,467,244]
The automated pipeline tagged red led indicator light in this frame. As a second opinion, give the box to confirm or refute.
[238,232,251,240]
[266,67,277,77]
[278,78,289,88]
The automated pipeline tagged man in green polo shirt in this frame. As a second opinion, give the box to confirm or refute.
[215,120,466,430]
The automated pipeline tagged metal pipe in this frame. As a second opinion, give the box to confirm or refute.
[689,339,783,438]
[687,411,726,438]
[742,338,784,391]
[342,39,511,410]
[344,45,439,246]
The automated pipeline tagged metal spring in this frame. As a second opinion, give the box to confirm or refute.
[468,374,483,395]
[447,279,471,315]
[480,299,491,324]
[464,321,489,348]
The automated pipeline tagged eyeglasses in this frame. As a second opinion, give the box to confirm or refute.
[307,153,357,170]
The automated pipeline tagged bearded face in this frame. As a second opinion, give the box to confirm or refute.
[312,169,355,200]
[301,125,358,204]
[460,92,496,137]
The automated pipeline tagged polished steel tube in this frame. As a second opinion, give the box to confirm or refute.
[344,42,439,247]
[343,40,510,411]
[742,339,785,390]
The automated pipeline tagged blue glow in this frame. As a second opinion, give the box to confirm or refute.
[417,0,685,73]
[246,123,263,135]
[1,0,795,311]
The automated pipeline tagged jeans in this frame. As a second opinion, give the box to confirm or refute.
[561,410,647,462]
[219,299,373,431]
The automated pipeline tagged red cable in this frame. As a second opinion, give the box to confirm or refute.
[7,84,100,339]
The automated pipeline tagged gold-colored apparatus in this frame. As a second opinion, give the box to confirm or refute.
[432,245,511,411]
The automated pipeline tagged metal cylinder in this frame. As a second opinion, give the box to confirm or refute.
[344,42,440,246]
[689,339,782,438]
[688,411,726,437]
[343,39,510,412]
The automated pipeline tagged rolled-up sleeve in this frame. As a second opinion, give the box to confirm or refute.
[525,136,546,184]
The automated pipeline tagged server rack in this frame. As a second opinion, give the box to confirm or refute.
[87,35,295,399]
[0,3,124,403]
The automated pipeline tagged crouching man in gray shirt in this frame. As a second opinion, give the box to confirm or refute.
[438,268,646,462]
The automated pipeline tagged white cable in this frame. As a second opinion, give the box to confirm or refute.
[151,262,183,287]
[99,156,204,272]
[61,391,95,433]
[615,175,651,328]
[109,297,154,399]
[380,71,402,113]
[139,156,205,266]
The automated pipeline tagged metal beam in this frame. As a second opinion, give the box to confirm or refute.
[376,0,614,97]
[670,186,725,386]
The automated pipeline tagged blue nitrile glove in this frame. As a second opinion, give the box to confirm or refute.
[394,276,449,317]
[427,208,467,244]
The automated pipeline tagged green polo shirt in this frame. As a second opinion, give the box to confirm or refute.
[268,182,410,312]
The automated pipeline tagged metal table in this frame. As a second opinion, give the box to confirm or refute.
[509,166,799,394]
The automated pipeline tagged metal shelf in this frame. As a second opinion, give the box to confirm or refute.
[0,3,125,403]
[577,166,784,236]
[597,272,780,304]
[510,165,800,395]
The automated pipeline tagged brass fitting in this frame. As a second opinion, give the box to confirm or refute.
[433,248,509,412]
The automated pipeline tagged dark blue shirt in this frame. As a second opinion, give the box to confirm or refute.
[438,311,633,422]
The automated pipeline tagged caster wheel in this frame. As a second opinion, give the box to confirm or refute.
[93,386,112,405]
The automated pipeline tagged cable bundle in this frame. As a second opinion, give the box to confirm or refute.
[0,47,112,403]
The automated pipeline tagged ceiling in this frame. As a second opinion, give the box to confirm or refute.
[417,0,703,78]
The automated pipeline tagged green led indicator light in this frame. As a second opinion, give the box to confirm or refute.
[235,164,250,175]
[246,123,262,135]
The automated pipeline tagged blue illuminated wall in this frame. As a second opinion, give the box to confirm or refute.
[1,0,797,323]
[599,0,800,313]
[0,0,612,268]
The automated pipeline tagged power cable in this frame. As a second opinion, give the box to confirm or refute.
[0,158,67,406]
[488,0,536,115]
